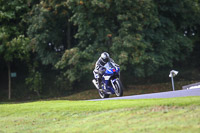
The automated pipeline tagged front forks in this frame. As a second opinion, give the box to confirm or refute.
[111,78,118,91]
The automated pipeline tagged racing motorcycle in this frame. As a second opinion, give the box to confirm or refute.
[92,61,123,98]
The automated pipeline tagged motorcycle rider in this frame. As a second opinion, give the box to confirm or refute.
[93,52,119,90]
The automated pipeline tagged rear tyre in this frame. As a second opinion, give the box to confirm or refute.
[114,79,123,97]
[99,91,109,98]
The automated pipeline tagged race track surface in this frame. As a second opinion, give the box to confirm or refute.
[90,88,200,101]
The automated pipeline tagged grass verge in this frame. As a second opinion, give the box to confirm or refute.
[0,96,200,133]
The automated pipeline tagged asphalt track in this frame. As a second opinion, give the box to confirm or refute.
[90,88,200,101]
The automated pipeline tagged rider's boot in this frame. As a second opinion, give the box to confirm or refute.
[97,78,103,91]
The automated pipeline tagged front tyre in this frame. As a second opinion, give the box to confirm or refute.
[114,79,123,97]
[99,90,109,98]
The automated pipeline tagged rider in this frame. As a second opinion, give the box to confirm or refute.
[93,52,119,90]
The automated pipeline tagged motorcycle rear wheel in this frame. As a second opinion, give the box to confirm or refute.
[99,90,109,98]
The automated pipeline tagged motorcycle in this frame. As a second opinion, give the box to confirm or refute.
[92,61,123,98]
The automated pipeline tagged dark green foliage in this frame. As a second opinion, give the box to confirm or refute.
[1,0,200,99]
[25,61,43,97]
[0,0,30,62]
[27,0,74,65]
[63,0,198,82]
[0,0,31,99]
[0,35,30,62]
[0,0,31,62]
[55,47,95,85]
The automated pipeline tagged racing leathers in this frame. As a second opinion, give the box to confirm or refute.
[93,57,119,90]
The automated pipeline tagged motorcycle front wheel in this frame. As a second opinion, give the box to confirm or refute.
[113,79,123,97]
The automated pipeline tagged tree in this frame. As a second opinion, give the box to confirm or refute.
[0,0,30,99]
[0,35,30,99]
[59,0,199,85]
[27,0,75,65]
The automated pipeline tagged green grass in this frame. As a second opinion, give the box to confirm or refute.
[0,97,200,133]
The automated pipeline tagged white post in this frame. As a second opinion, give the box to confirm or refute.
[169,70,178,91]
[171,74,175,91]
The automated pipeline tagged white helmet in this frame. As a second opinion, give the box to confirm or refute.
[101,52,110,63]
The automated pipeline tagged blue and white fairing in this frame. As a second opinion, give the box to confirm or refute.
[102,62,120,94]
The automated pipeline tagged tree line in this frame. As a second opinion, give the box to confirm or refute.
[0,0,200,100]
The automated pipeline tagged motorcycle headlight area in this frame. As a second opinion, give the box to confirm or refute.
[103,75,111,80]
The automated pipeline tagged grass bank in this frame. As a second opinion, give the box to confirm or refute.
[0,97,200,133]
